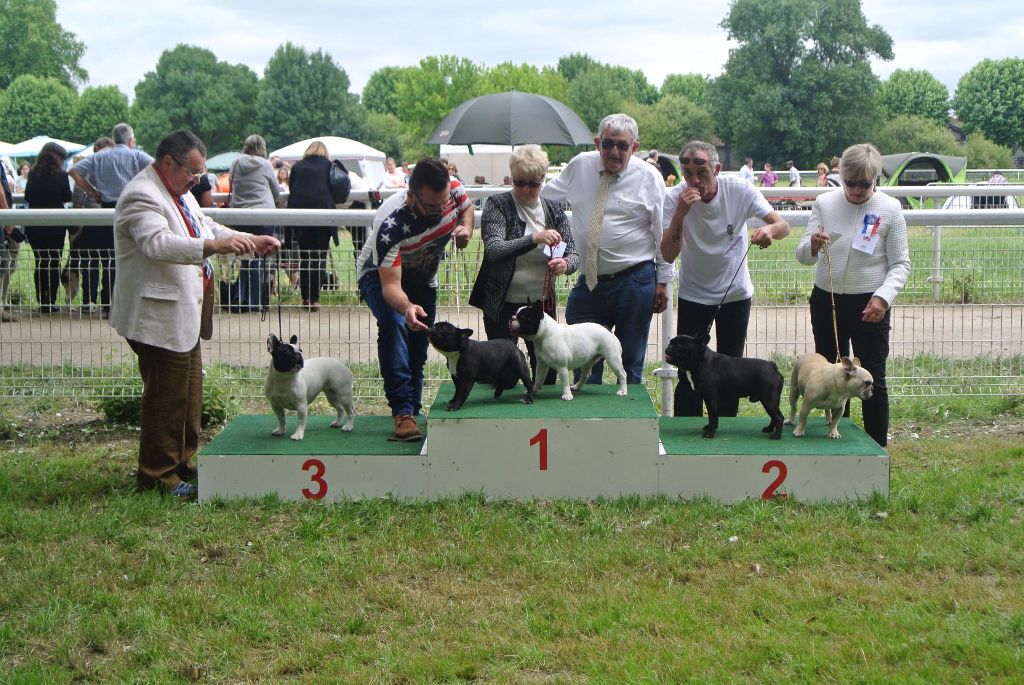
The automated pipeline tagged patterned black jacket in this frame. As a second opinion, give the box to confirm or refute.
[469,191,579,321]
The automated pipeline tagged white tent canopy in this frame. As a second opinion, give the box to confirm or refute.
[440,144,514,186]
[269,136,387,189]
[7,135,87,157]
[0,141,14,154]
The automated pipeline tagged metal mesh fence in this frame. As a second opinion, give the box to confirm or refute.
[2,219,1022,405]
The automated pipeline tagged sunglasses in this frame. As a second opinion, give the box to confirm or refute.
[679,157,709,166]
[512,179,543,189]
[600,139,632,152]
[843,179,875,190]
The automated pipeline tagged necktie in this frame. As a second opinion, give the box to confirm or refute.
[584,172,612,290]
[176,196,213,280]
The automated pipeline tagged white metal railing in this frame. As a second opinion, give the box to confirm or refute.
[2,189,1022,407]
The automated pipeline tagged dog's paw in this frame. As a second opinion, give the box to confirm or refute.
[769,432,782,440]
[329,420,341,428]
[783,418,793,425]
[616,388,627,397]
[290,433,304,441]
[828,431,841,439]
[701,425,715,439]
[341,421,354,432]
[560,392,574,401]
[792,428,805,438]
[271,428,285,437]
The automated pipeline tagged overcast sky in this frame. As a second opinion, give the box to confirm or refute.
[56,0,1022,101]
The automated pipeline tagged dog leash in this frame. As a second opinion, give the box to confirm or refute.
[818,228,842,363]
[702,241,753,337]
[449,239,462,325]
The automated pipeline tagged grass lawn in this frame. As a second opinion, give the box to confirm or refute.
[1,397,1023,683]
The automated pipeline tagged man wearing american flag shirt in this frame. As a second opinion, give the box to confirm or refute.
[357,158,474,442]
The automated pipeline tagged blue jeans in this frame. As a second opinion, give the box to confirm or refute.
[565,261,656,384]
[358,271,437,416]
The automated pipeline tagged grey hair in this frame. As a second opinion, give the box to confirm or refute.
[155,130,206,162]
[679,140,719,167]
[598,113,638,143]
[111,123,134,145]
[509,144,549,179]
[840,143,882,181]
[242,134,268,158]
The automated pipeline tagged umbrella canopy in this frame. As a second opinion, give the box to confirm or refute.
[206,150,242,171]
[7,135,87,157]
[429,91,593,146]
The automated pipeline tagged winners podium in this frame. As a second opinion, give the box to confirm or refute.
[199,382,888,503]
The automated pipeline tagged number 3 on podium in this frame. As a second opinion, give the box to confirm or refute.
[302,458,328,499]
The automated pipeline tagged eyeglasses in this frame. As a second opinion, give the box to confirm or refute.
[512,179,543,189]
[843,179,875,190]
[600,139,632,152]
[679,157,709,167]
[411,189,447,217]
[171,156,206,180]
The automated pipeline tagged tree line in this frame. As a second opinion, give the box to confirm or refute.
[1,0,1020,169]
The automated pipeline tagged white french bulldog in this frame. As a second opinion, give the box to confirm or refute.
[264,334,355,440]
[785,352,874,439]
[509,300,627,401]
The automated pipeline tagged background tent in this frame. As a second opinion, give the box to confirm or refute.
[7,135,87,157]
[439,144,513,185]
[880,152,968,208]
[206,151,242,172]
[269,136,386,189]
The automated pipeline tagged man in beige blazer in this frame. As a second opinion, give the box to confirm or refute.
[112,130,280,499]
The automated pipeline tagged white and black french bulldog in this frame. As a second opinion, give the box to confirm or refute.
[785,352,874,439]
[665,333,784,439]
[264,334,355,440]
[509,300,627,401]
[427,321,534,410]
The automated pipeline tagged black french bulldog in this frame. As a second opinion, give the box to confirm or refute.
[665,333,784,440]
[427,321,534,411]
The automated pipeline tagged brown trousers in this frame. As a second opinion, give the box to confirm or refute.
[128,338,202,490]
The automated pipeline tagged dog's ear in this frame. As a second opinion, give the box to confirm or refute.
[698,333,711,347]
[289,335,298,345]
[532,299,543,311]
[850,357,862,368]
[268,334,279,353]
[841,357,854,372]
[461,328,473,339]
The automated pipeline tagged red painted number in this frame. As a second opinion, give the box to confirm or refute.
[301,458,328,500]
[761,459,788,500]
[530,428,548,471]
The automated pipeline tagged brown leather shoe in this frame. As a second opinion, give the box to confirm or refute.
[389,414,422,442]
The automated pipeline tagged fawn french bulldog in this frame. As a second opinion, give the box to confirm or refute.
[785,353,874,439]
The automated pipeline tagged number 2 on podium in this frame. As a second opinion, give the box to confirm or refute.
[761,459,788,499]
[530,428,548,471]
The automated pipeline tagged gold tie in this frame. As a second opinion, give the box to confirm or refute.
[585,172,612,290]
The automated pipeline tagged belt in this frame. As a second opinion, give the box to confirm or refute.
[597,260,652,282]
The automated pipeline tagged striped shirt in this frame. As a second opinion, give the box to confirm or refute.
[72,144,154,203]
[357,181,472,287]
[796,189,910,306]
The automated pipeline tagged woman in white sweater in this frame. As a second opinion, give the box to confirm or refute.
[795,143,910,446]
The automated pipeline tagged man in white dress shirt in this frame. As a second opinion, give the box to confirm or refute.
[541,113,671,384]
